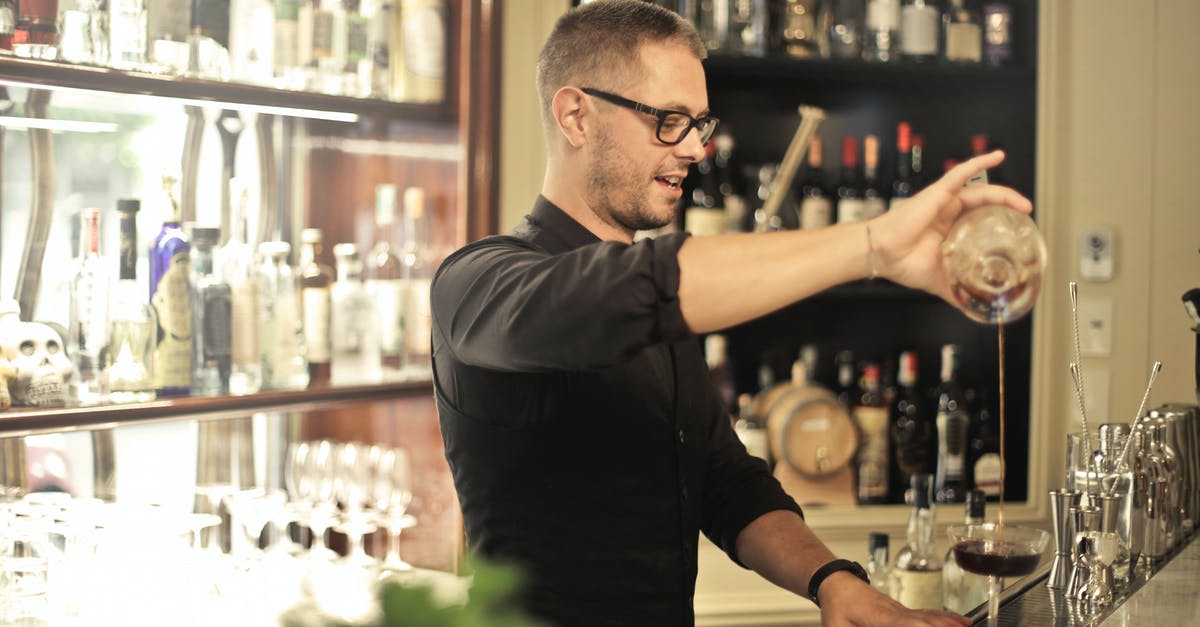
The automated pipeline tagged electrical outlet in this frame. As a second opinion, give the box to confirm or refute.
[1080,228,1115,282]
[1078,296,1113,357]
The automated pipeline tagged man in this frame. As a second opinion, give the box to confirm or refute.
[431,1,1030,625]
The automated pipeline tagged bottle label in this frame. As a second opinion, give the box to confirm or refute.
[200,286,233,364]
[891,569,942,610]
[311,10,334,58]
[855,406,890,499]
[836,198,868,224]
[303,287,331,362]
[346,14,369,63]
[366,279,405,356]
[403,3,445,80]
[799,196,832,229]
[974,453,1002,497]
[945,23,982,62]
[152,253,192,389]
[230,280,260,367]
[405,278,432,357]
[900,5,939,56]
[865,0,899,31]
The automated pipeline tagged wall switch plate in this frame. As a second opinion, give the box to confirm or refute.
[1080,228,1115,281]
[1077,296,1114,357]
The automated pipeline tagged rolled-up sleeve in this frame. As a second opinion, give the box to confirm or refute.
[431,231,693,373]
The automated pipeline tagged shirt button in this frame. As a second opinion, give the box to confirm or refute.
[678,429,685,443]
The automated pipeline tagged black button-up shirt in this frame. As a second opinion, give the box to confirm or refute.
[431,196,803,626]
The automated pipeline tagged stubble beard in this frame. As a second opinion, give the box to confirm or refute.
[587,125,675,233]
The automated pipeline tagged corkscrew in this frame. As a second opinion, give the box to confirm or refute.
[759,105,826,224]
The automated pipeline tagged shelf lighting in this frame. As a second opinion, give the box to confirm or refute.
[0,115,118,133]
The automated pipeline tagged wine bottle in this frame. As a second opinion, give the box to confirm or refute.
[798,135,832,230]
[854,362,890,504]
[934,344,969,503]
[835,135,866,224]
[891,350,933,496]
[149,174,192,397]
[900,0,940,62]
[942,0,981,63]
[889,122,914,210]
[862,134,886,219]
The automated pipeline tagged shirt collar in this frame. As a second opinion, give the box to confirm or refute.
[522,195,602,254]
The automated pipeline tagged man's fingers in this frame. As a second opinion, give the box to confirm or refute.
[957,183,1034,214]
[930,149,1007,193]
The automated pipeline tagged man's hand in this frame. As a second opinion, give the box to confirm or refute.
[817,572,971,627]
[869,150,1034,304]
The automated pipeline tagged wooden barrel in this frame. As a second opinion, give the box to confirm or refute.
[764,383,858,479]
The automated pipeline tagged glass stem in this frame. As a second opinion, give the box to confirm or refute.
[987,575,1003,627]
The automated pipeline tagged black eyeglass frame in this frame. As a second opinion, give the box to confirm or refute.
[580,87,719,146]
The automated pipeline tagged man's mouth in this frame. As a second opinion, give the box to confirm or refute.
[655,175,683,189]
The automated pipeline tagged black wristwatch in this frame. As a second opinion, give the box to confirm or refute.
[807,558,870,607]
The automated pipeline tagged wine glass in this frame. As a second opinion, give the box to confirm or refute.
[371,446,416,573]
[941,205,1047,324]
[946,523,1050,627]
[333,442,377,569]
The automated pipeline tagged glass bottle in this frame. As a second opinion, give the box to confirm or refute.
[366,0,393,98]
[712,129,748,233]
[942,0,981,63]
[188,0,232,79]
[188,225,231,397]
[833,349,856,410]
[12,0,57,58]
[834,135,865,224]
[0,0,14,51]
[298,228,333,384]
[900,0,940,63]
[149,174,192,397]
[855,363,890,504]
[863,0,899,62]
[728,0,767,57]
[342,0,370,96]
[934,344,969,503]
[366,184,406,377]
[273,0,302,88]
[891,350,932,496]
[229,0,275,84]
[867,531,892,597]
[220,182,261,395]
[145,0,189,72]
[258,241,309,390]
[104,199,157,403]
[797,135,832,230]
[110,0,148,69]
[940,205,1047,324]
[828,0,863,60]
[942,489,988,613]
[70,208,109,405]
[891,473,943,609]
[862,134,886,220]
[981,1,1011,66]
[391,0,446,103]
[401,187,433,375]
[331,243,382,385]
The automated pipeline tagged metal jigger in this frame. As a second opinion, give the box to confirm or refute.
[1049,489,1082,589]
[1067,504,1101,600]
[1076,531,1119,611]
[1097,493,1131,585]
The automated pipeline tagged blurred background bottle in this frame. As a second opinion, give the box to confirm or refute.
[298,228,333,384]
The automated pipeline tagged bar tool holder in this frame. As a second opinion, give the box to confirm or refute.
[1049,489,1081,590]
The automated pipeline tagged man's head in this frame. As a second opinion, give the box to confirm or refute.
[537,0,713,239]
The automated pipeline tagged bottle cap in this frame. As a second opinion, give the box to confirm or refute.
[868,532,889,553]
[116,198,141,213]
[966,489,986,519]
[332,242,360,259]
[896,122,911,153]
[404,187,426,220]
[301,228,323,244]
[911,473,933,508]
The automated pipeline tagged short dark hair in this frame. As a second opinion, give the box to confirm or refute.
[536,0,706,130]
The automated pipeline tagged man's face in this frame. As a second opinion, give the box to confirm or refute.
[584,41,709,234]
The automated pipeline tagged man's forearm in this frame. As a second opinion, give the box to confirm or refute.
[734,509,841,600]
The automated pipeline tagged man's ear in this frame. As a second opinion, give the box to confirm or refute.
[551,86,590,149]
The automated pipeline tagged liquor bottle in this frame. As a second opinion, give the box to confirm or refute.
[229,0,275,84]
[366,0,393,97]
[401,187,434,373]
[942,490,988,613]
[934,344,969,503]
[712,129,748,233]
[391,0,446,103]
[891,473,943,609]
[298,228,333,384]
[188,225,232,397]
[145,0,189,72]
[911,134,926,190]
[968,392,1001,499]
[889,122,914,210]
[704,333,736,412]
[834,349,856,410]
[258,241,309,390]
[862,0,899,62]
[220,183,261,395]
[861,134,886,220]
[12,0,57,58]
[273,0,302,88]
[69,208,109,405]
[187,0,231,78]
[341,0,371,96]
[891,350,933,496]
[331,243,383,385]
[834,135,866,224]
[942,0,981,63]
[299,0,346,93]
[0,0,15,51]
[104,199,157,403]
[866,532,892,597]
[365,184,405,376]
[695,0,728,52]
[149,175,192,397]
[828,0,864,60]
[779,0,820,59]
[797,135,832,230]
[727,0,767,57]
[981,2,1011,66]
[900,0,940,62]
[109,0,147,69]
[854,362,890,504]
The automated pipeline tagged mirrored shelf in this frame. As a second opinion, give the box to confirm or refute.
[0,56,450,123]
[0,380,434,437]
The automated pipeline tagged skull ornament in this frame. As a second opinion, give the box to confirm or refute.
[0,302,73,407]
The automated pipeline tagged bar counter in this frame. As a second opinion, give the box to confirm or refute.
[972,533,1200,626]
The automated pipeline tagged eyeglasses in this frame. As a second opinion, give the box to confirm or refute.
[581,88,720,146]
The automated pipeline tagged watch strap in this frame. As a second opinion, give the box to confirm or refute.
[807,558,870,607]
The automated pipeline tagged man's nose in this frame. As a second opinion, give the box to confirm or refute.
[675,127,707,162]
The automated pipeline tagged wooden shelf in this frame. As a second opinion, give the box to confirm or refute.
[703,54,1035,87]
[0,380,434,437]
[0,56,449,122]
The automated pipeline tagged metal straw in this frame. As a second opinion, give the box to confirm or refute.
[1108,362,1164,488]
